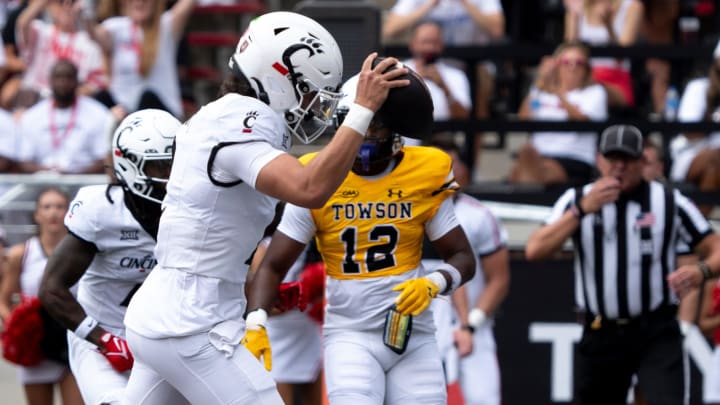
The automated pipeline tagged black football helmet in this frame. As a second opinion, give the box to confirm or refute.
[335,74,403,175]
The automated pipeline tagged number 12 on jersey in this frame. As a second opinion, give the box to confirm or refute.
[340,225,399,274]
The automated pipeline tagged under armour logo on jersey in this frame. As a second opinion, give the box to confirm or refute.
[120,230,139,240]
[243,111,259,133]
[388,189,403,198]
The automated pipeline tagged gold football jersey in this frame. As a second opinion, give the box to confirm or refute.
[299,146,457,279]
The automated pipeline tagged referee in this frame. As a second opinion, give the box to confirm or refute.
[525,124,720,405]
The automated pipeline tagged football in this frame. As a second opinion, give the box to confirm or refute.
[371,56,434,139]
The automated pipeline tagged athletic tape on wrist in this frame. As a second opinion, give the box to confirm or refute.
[340,103,373,137]
[468,308,487,330]
[426,272,447,294]
[73,315,99,340]
[434,263,463,293]
[246,308,268,329]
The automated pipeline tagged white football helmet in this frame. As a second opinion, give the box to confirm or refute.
[112,109,181,204]
[228,11,343,144]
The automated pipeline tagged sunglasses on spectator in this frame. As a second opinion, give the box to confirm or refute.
[559,58,588,68]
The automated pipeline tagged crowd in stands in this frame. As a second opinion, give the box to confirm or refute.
[381,0,720,219]
[0,0,196,179]
[0,0,718,203]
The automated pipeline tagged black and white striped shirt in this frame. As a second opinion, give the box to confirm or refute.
[547,180,714,320]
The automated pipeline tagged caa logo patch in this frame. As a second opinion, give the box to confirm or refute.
[340,189,359,198]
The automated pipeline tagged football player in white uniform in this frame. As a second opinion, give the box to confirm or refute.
[425,140,510,405]
[243,73,476,405]
[120,11,409,405]
[39,109,182,405]
[248,206,325,405]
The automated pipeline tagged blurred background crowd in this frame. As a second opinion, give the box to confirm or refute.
[0,0,719,234]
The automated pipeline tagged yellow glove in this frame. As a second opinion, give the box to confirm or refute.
[241,309,272,371]
[240,326,272,371]
[392,277,440,316]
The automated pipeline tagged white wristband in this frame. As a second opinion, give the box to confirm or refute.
[435,263,463,293]
[340,103,374,137]
[73,315,98,340]
[426,272,448,294]
[245,308,268,330]
[468,308,487,330]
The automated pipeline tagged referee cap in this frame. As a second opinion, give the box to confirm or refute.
[599,124,643,159]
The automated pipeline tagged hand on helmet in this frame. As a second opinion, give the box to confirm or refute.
[354,53,410,113]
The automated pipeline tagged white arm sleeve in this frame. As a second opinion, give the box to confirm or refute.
[425,197,460,241]
[678,79,708,123]
[211,141,285,188]
[276,203,317,244]
[545,188,577,224]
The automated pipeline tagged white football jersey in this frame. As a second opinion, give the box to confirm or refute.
[155,94,286,281]
[125,94,288,338]
[278,192,459,334]
[65,185,157,337]
[19,237,47,298]
[453,193,508,306]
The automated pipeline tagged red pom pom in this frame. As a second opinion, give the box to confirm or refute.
[2,296,45,366]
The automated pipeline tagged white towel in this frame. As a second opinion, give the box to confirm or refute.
[208,320,245,358]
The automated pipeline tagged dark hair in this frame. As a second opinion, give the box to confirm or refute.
[33,187,70,229]
[51,59,79,79]
[218,73,257,98]
[36,187,69,208]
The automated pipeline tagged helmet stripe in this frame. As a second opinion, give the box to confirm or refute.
[272,62,289,75]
